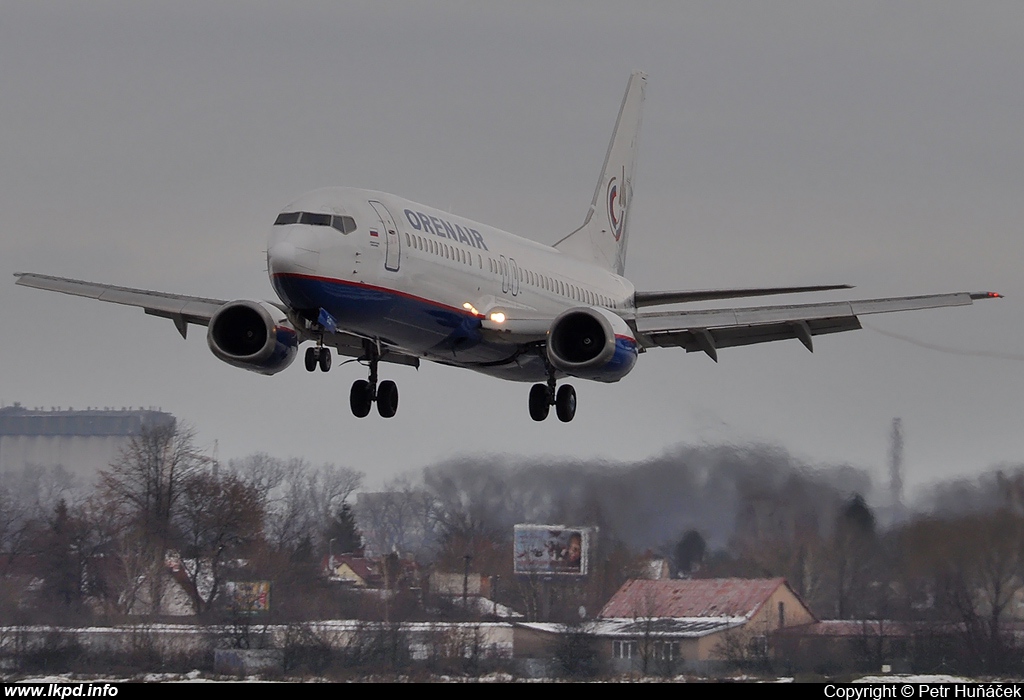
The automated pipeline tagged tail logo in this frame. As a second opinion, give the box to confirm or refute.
[606,176,624,241]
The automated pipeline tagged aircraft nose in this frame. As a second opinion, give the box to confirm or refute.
[267,234,320,276]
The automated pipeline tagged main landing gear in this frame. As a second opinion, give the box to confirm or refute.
[305,336,399,419]
[349,340,399,419]
[529,367,577,423]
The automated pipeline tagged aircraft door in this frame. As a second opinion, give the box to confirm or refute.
[499,255,509,294]
[509,258,521,296]
[369,200,401,272]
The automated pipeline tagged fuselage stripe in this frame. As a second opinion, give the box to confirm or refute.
[271,272,482,318]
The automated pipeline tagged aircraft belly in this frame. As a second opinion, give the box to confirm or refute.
[466,354,549,383]
[272,273,528,366]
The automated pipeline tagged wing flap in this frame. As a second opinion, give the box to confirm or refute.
[646,316,862,354]
[634,284,852,307]
[635,292,991,358]
[637,293,974,334]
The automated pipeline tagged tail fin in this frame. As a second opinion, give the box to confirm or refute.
[554,71,646,276]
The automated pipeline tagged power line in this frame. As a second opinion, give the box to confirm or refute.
[864,323,1024,362]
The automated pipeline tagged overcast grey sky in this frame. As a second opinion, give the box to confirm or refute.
[2,1,1021,495]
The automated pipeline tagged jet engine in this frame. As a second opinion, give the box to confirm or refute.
[546,306,638,382]
[207,300,298,375]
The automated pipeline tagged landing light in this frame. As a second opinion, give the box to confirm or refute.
[489,311,506,324]
[463,302,480,316]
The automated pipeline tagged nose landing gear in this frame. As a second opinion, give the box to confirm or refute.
[304,337,332,373]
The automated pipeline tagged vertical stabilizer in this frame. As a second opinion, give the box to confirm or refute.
[554,71,646,276]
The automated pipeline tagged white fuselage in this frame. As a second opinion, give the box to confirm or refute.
[266,187,635,382]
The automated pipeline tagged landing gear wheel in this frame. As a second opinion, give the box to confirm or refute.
[350,379,372,418]
[304,347,318,372]
[555,384,577,423]
[318,347,332,372]
[529,384,550,421]
[377,380,399,418]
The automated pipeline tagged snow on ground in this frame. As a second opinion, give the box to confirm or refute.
[856,675,976,683]
[7,671,1020,683]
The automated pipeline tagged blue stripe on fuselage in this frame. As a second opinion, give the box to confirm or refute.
[271,273,484,354]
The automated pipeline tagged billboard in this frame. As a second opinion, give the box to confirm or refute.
[224,581,271,613]
[513,525,593,576]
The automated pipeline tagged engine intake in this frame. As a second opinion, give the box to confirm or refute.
[547,306,638,383]
[207,300,298,375]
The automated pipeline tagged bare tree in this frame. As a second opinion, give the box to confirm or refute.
[173,470,264,614]
[831,494,880,619]
[98,422,207,615]
[228,452,287,512]
[248,457,363,557]
[0,478,34,578]
[899,510,1024,674]
[356,478,439,559]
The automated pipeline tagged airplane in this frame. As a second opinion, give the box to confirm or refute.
[14,72,1001,423]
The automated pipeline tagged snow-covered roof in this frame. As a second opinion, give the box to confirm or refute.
[599,578,789,619]
[436,595,524,619]
[518,616,747,639]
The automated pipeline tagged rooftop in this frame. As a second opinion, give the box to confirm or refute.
[599,577,790,619]
[519,617,746,639]
[0,404,175,437]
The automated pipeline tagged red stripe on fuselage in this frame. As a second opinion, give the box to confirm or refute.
[271,272,484,318]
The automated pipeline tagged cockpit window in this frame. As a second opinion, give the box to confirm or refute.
[274,211,358,234]
[301,212,332,227]
[332,215,357,234]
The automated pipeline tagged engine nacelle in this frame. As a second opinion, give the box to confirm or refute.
[547,306,638,383]
[207,300,298,375]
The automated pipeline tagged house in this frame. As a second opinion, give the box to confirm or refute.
[325,554,381,587]
[514,577,816,674]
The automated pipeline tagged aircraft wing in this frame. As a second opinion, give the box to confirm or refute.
[633,284,852,307]
[15,272,226,338]
[633,291,1002,362]
[14,272,421,368]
